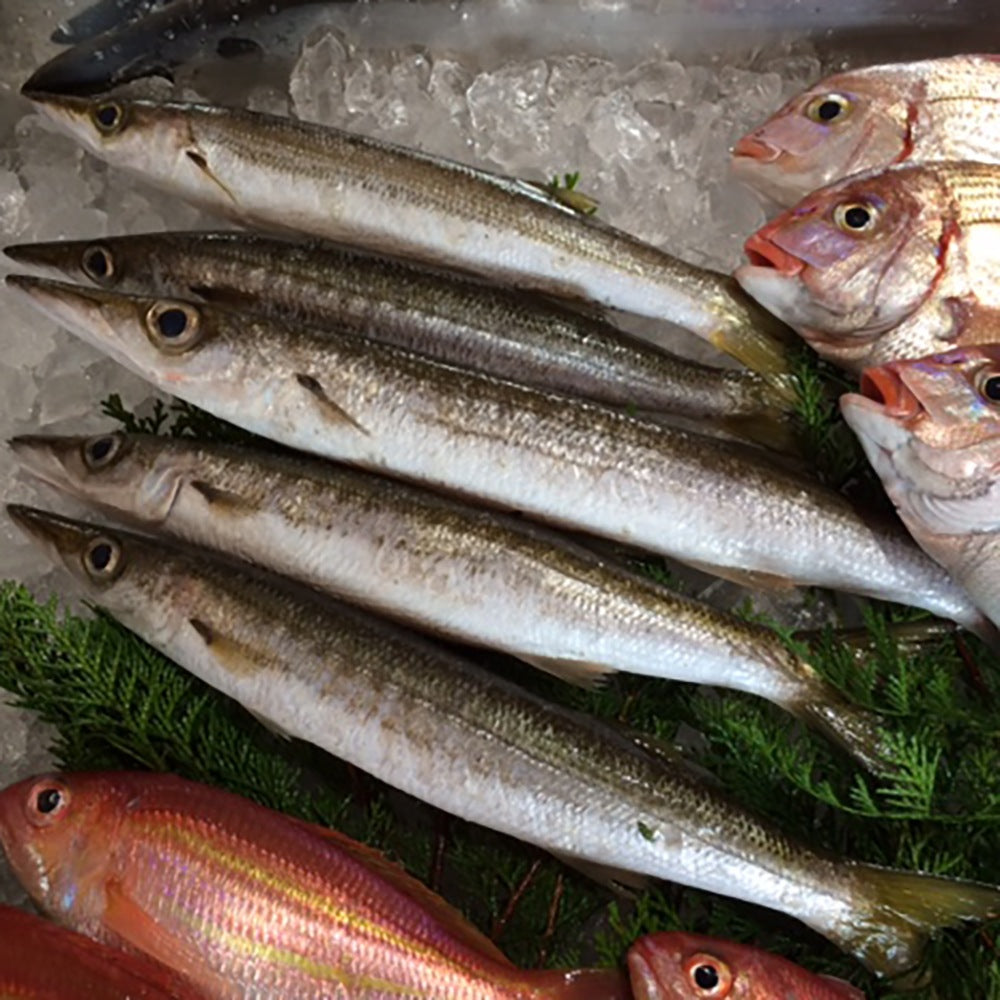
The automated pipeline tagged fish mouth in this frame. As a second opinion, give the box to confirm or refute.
[732,134,781,163]
[624,940,661,1000]
[6,504,93,562]
[743,232,804,276]
[859,365,923,420]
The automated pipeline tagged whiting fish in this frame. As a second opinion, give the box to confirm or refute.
[4,232,795,444]
[10,503,1000,978]
[7,274,991,640]
[24,93,795,376]
[11,431,888,770]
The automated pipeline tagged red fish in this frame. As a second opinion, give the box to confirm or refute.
[735,161,1000,372]
[732,54,1000,206]
[0,771,628,1000]
[0,903,205,998]
[627,931,864,999]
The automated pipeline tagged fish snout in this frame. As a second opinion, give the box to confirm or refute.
[732,133,781,163]
[860,365,923,420]
[743,229,805,277]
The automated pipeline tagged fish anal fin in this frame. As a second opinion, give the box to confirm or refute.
[684,558,798,591]
[550,853,650,896]
[295,372,369,435]
[189,480,253,513]
[285,815,515,967]
[188,617,269,678]
[104,879,226,995]
[522,968,631,1000]
[519,654,615,690]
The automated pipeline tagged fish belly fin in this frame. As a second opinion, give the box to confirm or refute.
[518,654,616,689]
[104,879,227,995]
[682,558,798,591]
[521,968,631,1000]
[550,853,650,895]
[818,974,866,999]
[830,864,1000,975]
[295,372,369,435]
[284,816,515,967]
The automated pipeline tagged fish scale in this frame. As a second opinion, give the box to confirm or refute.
[8,506,1000,980]
[2,232,795,441]
[9,431,891,769]
[8,275,992,642]
[27,93,795,376]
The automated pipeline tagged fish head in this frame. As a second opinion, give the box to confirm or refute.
[842,346,1000,539]
[5,237,137,291]
[10,432,191,526]
[6,505,198,639]
[627,931,864,999]
[736,167,947,367]
[732,70,911,206]
[0,772,126,925]
[5,275,237,395]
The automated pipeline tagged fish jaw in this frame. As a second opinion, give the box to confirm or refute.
[10,432,188,526]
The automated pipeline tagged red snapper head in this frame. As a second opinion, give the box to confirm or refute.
[732,70,912,206]
[0,772,128,930]
[736,166,949,363]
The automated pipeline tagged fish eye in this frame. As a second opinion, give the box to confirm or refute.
[144,301,203,354]
[81,244,115,285]
[684,953,732,997]
[91,101,125,135]
[805,92,852,124]
[26,779,71,827]
[834,201,878,234]
[977,372,1000,403]
[83,536,123,581]
[82,432,124,470]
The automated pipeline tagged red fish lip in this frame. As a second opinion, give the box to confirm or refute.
[859,366,923,419]
[743,232,805,276]
[732,134,780,163]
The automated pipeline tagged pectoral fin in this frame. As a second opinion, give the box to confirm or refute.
[189,617,270,679]
[296,373,369,435]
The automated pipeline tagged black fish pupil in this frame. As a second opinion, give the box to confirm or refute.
[158,308,188,338]
[817,99,842,121]
[844,206,871,229]
[984,375,1000,402]
[84,248,109,277]
[89,543,113,571]
[88,437,113,462]
[693,965,719,990]
[95,104,119,128]
[36,789,61,814]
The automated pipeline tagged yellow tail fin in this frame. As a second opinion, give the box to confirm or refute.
[832,865,1000,976]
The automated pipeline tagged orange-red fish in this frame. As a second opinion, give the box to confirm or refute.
[732,54,1000,206]
[0,772,628,1000]
[627,931,864,999]
[0,903,206,999]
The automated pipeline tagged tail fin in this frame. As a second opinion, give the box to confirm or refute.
[790,694,893,777]
[708,325,795,378]
[523,968,630,1000]
[832,864,1000,976]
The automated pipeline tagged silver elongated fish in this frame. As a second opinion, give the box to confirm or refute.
[25,94,795,377]
[4,233,795,445]
[11,431,887,770]
[11,503,1000,978]
[8,275,991,641]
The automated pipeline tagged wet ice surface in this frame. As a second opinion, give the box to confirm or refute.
[0,0,839,903]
